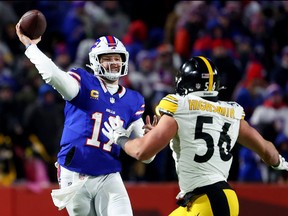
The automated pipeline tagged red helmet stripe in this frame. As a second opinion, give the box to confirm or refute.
[105,36,117,47]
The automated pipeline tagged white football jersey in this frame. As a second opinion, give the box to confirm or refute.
[156,93,245,195]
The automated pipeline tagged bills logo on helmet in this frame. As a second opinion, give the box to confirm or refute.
[90,38,101,50]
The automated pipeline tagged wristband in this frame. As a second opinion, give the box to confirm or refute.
[117,136,129,149]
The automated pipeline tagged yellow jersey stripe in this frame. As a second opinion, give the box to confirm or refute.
[199,56,213,91]
[155,95,178,116]
[165,95,178,103]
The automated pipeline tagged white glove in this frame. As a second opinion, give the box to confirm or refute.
[102,116,133,147]
[271,155,288,171]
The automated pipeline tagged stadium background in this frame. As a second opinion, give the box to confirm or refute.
[0,1,288,215]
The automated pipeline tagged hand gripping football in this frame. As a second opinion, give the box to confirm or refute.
[19,9,47,39]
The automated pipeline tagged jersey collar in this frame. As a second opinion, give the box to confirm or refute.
[97,76,126,98]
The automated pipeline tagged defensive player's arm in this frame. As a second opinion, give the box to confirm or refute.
[237,119,280,166]
[15,23,79,101]
[123,114,177,161]
[128,118,156,164]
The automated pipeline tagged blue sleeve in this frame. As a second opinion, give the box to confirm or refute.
[130,91,145,123]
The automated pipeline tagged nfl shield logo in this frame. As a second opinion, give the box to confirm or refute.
[110,97,115,104]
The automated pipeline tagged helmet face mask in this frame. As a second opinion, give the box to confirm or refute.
[175,56,219,97]
[87,36,129,81]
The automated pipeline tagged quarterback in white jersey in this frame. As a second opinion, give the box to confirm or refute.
[103,56,288,216]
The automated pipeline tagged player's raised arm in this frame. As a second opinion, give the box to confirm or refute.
[15,19,79,101]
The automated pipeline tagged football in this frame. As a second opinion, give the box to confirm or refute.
[19,9,47,39]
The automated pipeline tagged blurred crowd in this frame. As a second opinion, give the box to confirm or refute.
[1,1,288,190]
